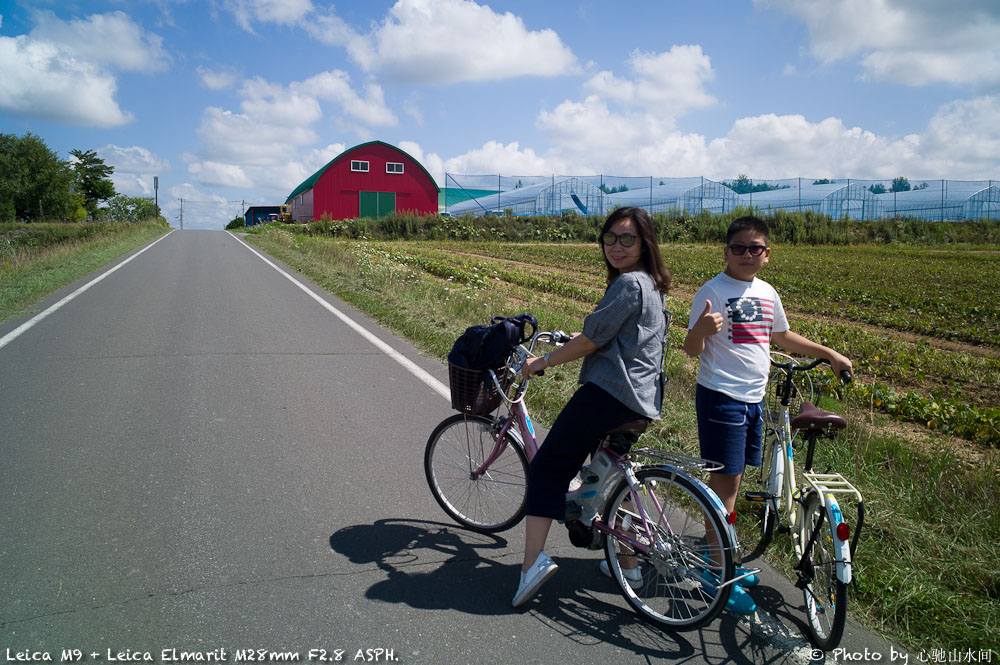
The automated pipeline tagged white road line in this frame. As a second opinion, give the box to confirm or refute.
[227,232,451,402]
[0,229,176,352]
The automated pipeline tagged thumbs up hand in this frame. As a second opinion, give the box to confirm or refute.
[693,299,724,337]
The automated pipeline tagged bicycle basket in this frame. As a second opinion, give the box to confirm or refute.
[763,352,814,428]
[448,362,511,415]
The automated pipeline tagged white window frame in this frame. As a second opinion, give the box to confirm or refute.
[351,160,370,172]
[386,162,404,174]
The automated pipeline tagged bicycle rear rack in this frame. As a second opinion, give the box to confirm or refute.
[802,472,861,503]
[628,448,724,475]
[802,471,865,564]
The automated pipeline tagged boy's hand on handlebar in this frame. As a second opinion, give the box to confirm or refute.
[828,352,853,384]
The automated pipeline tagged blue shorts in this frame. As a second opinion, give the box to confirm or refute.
[695,384,763,475]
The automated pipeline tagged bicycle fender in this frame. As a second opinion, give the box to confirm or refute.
[658,465,739,550]
[824,494,852,584]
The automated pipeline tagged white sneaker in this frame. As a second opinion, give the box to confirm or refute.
[512,552,559,607]
[600,559,643,589]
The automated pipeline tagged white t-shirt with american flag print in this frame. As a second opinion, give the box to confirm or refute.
[688,272,790,403]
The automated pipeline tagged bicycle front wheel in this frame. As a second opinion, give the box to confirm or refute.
[800,493,848,650]
[602,468,734,630]
[424,414,528,533]
[740,433,782,560]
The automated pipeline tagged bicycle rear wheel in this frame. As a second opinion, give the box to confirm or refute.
[602,468,734,630]
[800,493,848,650]
[424,414,528,533]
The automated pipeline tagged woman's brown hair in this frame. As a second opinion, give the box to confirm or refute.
[599,206,671,294]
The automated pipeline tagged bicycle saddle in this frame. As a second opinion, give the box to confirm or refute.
[605,419,649,435]
[791,402,847,431]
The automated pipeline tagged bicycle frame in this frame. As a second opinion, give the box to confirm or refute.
[764,360,863,586]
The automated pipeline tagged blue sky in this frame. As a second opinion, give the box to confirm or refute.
[2,0,998,229]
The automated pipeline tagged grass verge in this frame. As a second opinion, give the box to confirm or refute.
[0,221,170,324]
[244,226,998,656]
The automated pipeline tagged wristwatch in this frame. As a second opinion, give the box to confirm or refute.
[543,352,555,367]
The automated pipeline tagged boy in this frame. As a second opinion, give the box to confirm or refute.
[684,215,852,614]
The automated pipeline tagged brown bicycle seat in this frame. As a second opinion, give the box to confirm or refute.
[604,419,650,435]
[791,402,847,431]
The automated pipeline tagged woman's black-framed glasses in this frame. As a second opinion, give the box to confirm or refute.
[602,232,638,247]
[728,244,768,256]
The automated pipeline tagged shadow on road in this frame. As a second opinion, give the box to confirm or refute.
[328,518,806,664]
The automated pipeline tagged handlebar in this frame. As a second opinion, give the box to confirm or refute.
[485,330,571,401]
[770,356,852,384]
[517,330,570,376]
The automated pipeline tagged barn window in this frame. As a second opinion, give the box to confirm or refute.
[386,162,404,174]
[351,160,369,172]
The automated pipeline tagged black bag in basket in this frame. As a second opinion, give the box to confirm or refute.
[447,313,538,371]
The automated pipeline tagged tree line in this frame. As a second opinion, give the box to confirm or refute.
[0,132,162,223]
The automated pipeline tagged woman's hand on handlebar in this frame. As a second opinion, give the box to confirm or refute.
[521,356,549,381]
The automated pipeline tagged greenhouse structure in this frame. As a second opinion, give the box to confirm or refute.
[445,175,740,217]
[445,176,605,217]
[739,182,883,220]
[601,177,739,216]
[877,183,1000,221]
[441,175,998,222]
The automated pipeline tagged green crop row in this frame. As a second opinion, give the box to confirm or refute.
[368,240,1000,445]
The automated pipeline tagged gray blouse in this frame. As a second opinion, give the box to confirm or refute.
[579,270,666,419]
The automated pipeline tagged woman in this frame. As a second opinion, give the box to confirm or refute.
[512,206,671,607]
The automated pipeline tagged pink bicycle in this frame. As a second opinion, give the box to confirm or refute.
[424,327,749,629]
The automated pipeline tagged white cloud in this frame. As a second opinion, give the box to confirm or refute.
[351,0,579,84]
[188,68,398,190]
[918,96,1000,174]
[222,0,315,32]
[188,161,254,188]
[443,140,571,178]
[584,46,716,116]
[198,66,240,90]
[758,0,1000,87]
[0,11,167,127]
[97,144,172,196]
[29,10,168,72]
[223,0,579,85]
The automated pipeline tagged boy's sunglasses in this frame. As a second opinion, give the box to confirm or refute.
[602,232,638,247]
[728,244,768,256]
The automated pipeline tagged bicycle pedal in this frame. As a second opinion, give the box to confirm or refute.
[744,491,772,503]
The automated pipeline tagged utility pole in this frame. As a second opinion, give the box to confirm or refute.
[180,198,184,230]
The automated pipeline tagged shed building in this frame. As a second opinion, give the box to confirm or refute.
[244,205,280,226]
[285,141,439,222]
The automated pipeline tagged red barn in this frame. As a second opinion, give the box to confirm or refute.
[285,141,439,222]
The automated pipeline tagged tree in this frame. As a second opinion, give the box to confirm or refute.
[725,174,791,194]
[70,149,116,218]
[104,194,160,223]
[0,132,74,221]
[869,184,887,194]
[891,177,911,193]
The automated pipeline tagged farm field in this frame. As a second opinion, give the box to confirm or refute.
[244,225,999,656]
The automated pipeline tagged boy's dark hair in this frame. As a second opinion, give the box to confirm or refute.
[600,206,671,294]
[726,215,769,245]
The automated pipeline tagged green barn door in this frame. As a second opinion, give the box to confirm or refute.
[359,191,396,218]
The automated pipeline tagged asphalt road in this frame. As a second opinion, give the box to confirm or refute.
[0,230,910,664]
